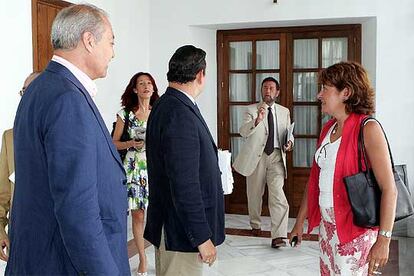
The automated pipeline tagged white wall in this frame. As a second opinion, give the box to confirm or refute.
[0,0,32,136]
[0,0,150,137]
[149,0,414,182]
[375,0,414,178]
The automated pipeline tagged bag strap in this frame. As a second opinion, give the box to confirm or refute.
[358,116,396,173]
[122,109,130,138]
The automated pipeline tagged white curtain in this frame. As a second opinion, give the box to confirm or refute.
[293,72,318,102]
[230,105,245,133]
[294,139,317,167]
[231,137,243,162]
[294,106,318,136]
[229,73,252,102]
[230,42,252,70]
[294,39,318,69]
[229,42,252,102]
[322,38,348,68]
[256,40,279,70]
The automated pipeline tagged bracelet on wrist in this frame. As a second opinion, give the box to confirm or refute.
[378,229,392,238]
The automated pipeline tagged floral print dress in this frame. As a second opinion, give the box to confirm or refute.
[118,109,148,210]
[315,123,377,276]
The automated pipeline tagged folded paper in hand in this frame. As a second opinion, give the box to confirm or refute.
[218,149,234,195]
[284,122,295,146]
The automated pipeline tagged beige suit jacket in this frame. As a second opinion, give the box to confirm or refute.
[0,129,14,240]
[233,103,293,177]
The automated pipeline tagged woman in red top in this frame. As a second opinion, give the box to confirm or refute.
[290,61,397,276]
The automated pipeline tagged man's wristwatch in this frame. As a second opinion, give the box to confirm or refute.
[378,230,392,238]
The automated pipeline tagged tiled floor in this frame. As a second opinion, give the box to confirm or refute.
[1,214,414,275]
[128,214,414,276]
[128,231,321,276]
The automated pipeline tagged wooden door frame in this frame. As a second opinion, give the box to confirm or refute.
[31,0,72,71]
[217,24,361,216]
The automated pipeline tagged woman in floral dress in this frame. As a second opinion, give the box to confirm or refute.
[113,72,159,276]
[290,62,397,276]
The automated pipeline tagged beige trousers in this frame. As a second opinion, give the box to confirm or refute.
[246,150,289,238]
[155,230,203,276]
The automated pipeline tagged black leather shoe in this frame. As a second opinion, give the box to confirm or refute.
[271,238,287,248]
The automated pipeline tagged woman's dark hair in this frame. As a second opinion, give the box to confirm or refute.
[167,45,206,84]
[318,61,375,115]
[121,72,159,112]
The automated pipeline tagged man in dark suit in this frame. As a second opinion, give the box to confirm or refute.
[6,4,130,275]
[144,45,225,275]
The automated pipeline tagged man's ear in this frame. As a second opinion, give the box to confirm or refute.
[195,70,204,84]
[82,32,95,53]
[275,88,281,98]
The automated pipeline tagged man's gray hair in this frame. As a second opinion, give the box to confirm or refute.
[51,4,108,50]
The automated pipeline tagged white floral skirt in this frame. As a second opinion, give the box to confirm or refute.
[319,207,377,276]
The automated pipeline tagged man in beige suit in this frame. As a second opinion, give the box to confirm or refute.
[0,72,40,261]
[233,77,293,248]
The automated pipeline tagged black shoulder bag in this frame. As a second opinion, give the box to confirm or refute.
[111,110,130,162]
[343,117,414,228]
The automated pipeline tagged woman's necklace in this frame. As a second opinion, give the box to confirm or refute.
[332,123,339,135]
[332,124,338,135]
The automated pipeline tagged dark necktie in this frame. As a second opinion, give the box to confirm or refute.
[264,107,274,155]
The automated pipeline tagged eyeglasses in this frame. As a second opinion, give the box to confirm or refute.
[316,142,330,165]
[19,87,26,96]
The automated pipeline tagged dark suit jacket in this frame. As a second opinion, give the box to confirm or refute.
[6,61,130,275]
[144,87,225,252]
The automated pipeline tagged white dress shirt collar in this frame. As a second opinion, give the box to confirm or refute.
[52,55,98,98]
[176,88,196,105]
